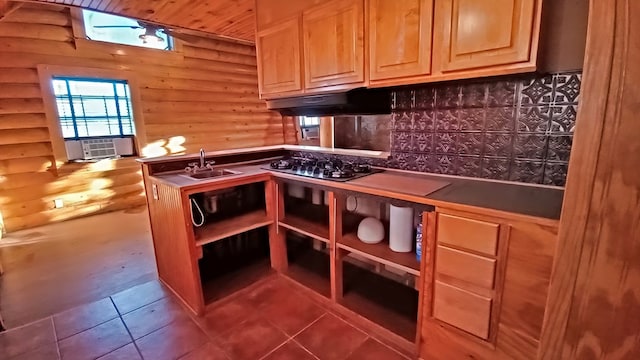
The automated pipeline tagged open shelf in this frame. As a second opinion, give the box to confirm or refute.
[283,233,331,298]
[279,215,330,243]
[283,194,330,226]
[341,263,419,342]
[199,227,272,305]
[195,210,272,247]
[339,233,420,276]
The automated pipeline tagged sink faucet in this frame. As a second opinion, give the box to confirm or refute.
[186,149,215,173]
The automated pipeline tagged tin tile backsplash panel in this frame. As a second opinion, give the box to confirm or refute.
[390,71,581,186]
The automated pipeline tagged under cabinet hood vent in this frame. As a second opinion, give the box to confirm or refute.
[266,88,391,116]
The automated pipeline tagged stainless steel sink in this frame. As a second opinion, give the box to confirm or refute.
[179,169,241,180]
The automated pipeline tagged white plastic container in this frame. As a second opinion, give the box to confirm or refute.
[389,205,414,252]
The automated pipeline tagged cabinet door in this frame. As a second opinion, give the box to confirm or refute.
[256,18,303,95]
[434,0,538,72]
[369,0,433,81]
[302,0,364,89]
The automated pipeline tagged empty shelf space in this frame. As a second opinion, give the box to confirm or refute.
[195,210,272,247]
[199,227,272,305]
[338,233,420,276]
[279,215,330,243]
[341,263,419,342]
[283,233,331,298]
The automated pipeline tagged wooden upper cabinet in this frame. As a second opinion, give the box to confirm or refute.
[256,18,303,96]
[302,0,365,89]
[369,0,434,82]
[434,0,539,72]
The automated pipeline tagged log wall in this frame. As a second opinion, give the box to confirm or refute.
[0,3,287,232]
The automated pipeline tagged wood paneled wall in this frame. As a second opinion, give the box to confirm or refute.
[0,2,286,232]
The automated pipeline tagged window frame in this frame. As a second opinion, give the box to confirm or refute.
[38,65,147,166]
[81,9,174,51]
[52,77,136,140]
[70,8,184,54]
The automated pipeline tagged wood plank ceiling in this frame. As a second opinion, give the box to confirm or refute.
[19,0,256,42]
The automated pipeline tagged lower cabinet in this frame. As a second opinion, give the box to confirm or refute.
[419,208,558,359]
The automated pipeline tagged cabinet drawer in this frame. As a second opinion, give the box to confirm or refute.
[436,245,496,289]
[437,214,499,255]
[433,281,492,339]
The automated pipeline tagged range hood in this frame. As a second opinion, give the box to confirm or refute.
[266,88,391,116]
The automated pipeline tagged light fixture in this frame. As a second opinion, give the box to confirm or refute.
[139,26,164,44]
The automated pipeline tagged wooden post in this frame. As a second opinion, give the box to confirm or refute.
[319,116,334,148]
[539,0,640,358]
[329,191,345,301]
[266,180,288,272]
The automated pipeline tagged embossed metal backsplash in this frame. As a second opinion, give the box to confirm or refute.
[389,72,581,186]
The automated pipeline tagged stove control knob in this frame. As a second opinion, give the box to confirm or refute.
[313,167,320,174]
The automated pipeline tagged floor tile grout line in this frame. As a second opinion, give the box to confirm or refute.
[256,337,291,360]
[109,296,144,359]
[290,338,321,360]
[50,316,62,360]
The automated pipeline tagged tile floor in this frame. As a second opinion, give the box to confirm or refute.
[0,274,412,360]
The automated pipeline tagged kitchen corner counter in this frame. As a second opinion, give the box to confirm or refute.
[142,156,563,225]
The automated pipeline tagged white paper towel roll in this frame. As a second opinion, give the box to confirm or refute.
[389,205,414,253]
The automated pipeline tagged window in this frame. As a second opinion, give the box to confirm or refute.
[299,116,320,128]
[52,77,135,139]
[82,10,172,50]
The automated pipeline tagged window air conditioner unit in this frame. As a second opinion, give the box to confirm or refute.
[65,137,135,160]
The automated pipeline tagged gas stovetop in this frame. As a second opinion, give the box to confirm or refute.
[264,158,383,182]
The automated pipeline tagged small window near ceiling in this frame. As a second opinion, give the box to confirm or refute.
[299,116,320,128]
[299,116,320,141]
[82,10,172,50]
[52,77,137,161]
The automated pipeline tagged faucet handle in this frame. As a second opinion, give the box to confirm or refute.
[188,162,199,168]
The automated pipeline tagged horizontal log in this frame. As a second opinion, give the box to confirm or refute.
[145,122,285,136]
[0,156,53,174]
[0,171,56,191]
[133,63,258,85]
[0,127,50,145]
[5,8,71,26]
[3,193,146,232]
[0,22,74,42]
[56,158,141,176]
[141,101,268,114]
[0,113,48,129]
[140,76,258,94]
[183,57,257,75]
[0,68,39,83]
[140,88,264,103]
[146,129,285,145]
[74,39,187,67]
[0,171,143,205]
[0,37,76,56]
[194,138,286,150]
[18,2,67,12]
[2,182,145,217]
[182,46,257,66]
[0,142,52,160]
[142,112,281,124]
[0,83,42,99]
[2,185,145,221]
[176,34,256,56]
[0,98,44,114]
